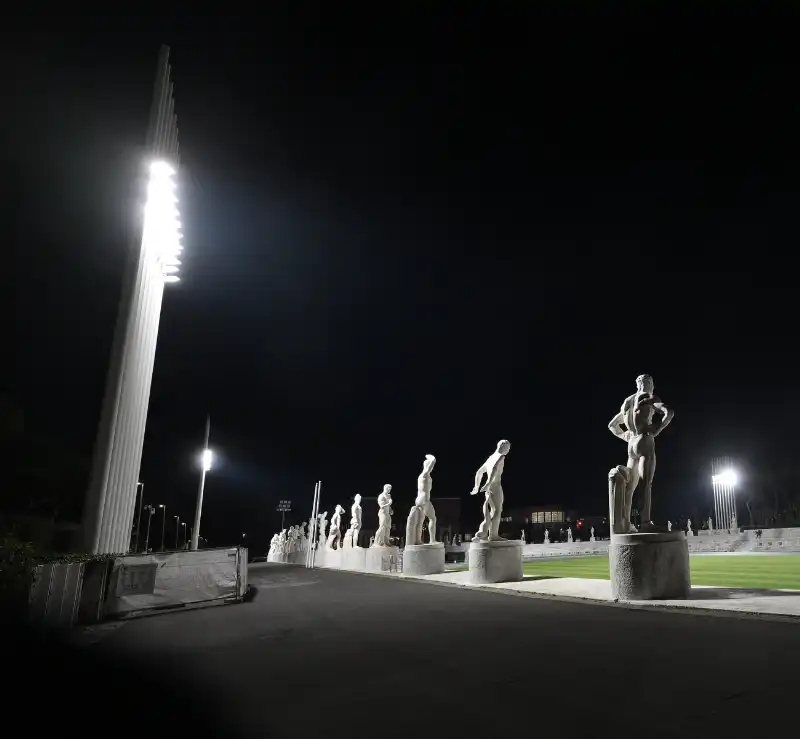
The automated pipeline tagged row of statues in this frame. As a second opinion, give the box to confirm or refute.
[270,374,678,559]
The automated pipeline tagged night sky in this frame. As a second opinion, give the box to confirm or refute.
[6,9,800,551]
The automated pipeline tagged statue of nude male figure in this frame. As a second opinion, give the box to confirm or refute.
[607,375,674,533]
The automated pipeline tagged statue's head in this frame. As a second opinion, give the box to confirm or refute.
[335,504,344,514]
[383,484,392,493]
[497,439,511,455]
[354,494,361,504]
[423,454,436,470]
[636,374,654,393]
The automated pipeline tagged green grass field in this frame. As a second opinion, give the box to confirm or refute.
[519,555,800,590]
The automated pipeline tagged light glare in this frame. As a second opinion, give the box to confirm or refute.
[144,159,183,284]
[201,449,213,472]
[712,469,737,486]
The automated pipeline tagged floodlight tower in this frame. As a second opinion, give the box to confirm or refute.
[82,46,183,554]
[711,457,738,531]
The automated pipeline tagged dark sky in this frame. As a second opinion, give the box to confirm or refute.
[6,9,800,549]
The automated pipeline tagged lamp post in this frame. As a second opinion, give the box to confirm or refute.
[134,482,144,552]
[143,504,155,552]
[181,521,187,549]
[191,417,212,551]
[712,462,738,531]
[159,504,166,551]
[174,515,180,550]
[277,500,291,530]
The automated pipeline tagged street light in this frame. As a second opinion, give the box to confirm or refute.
[191,417,212,551]
[711,458,738,531]
[159,504,166,551]
[181,521,187,549]
[143,504,155,552]
[134,482,144,552]
[174,515,180,550]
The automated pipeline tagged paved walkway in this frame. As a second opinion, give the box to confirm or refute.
[68,563,800,739]
[407,570,800,619]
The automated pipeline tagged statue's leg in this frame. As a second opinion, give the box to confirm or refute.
[415,506,425,544]
[490,486,504,539]
[426,502,437,544]
[640,451,656,524]
[624,459,640,531]
[476,497,491,539]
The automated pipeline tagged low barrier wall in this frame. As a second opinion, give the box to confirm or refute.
[104,547,248,618]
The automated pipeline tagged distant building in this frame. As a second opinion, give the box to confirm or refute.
[500,505,578,542]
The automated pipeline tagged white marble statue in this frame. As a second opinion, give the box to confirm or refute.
[327,505,345,549]
[567,527,573,543]
[544,529,550,544]
[372,485,394,547]
[277,529,287,554]
[405,454,438,545]
[268,534,279,558]
[521,529,526,543]
[686,519,693,537]
[607,374,674,533]
[590,526,595,542]
[667,520,672,532]
[342,494,363,548]
[708,516,713,532]
[470,439,511,541]
[317,511,328,546]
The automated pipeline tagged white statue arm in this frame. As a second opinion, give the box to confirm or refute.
[649,397,674,436]
[470,464,486,495]
[607,410,628,440]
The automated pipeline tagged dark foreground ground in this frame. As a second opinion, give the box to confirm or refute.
[9,563,799,738]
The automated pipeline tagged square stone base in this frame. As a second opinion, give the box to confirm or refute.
[341,546,367,570]
[366,546,401,573]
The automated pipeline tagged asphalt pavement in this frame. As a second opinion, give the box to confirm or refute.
[81,563,800,738]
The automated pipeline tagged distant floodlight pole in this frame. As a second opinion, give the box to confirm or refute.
[711,457,738,530]
[82,45,183,554]
[277,499,292,530]
[174,515,180,549]
[191,416,212,551]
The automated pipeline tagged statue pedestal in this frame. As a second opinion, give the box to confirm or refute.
[366,546,401,573]
[341,546,367,570]
[403,542,445,575]
[321,548,342,569]
[468,539,523,584]
[609,531,690,600]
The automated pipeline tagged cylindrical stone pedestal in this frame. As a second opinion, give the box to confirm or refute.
[609,531,690,600]
[468,539,523,584]
[403,542,445,575]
